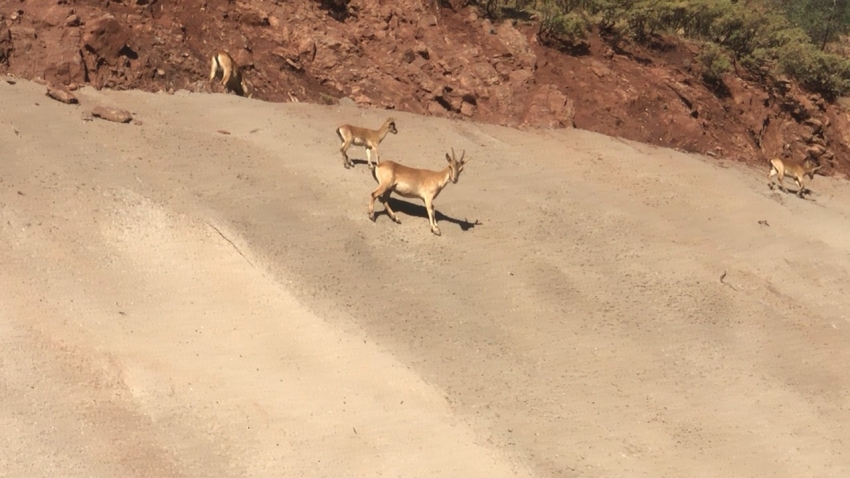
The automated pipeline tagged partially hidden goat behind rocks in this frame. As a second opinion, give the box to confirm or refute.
[209,51,253,98]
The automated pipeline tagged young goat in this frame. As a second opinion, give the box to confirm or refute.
[767,157,822,198]
[209,51,253,98]
[369,148,470,236]
[336,117,398,169]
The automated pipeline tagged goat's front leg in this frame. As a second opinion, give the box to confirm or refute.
[424,196,441,236]
[366,147,375,169]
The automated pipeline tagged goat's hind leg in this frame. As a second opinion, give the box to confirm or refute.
[380,191,401,224]
[209,59,225,94]
[369,185,389,222]
[775,172,787,193]
[209,59,218,88]
[220,63,232,91]
[795,178,806,198]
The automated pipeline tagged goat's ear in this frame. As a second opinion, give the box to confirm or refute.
[446,153,452,163]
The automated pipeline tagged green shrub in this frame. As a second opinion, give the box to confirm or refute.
[777,42,850,98]
[465,0,850,99]
[697,43,732,83]
[768,0,850,50]
[540,7,591,43]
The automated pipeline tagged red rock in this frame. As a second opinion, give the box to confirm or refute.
[91,106,133,123]
[523,85,575,129]
[0,23,11,65]
[46,86,78,104]
[44,52,86,86]
[495,22,536,70]
[428,100,448,115]
[82,16,130,66]
[9,26,36,55]
[508,69,533,89]
[65,14,82,27]
[460,100,475,116]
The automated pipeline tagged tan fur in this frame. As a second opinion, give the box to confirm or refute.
[767,157,822,197]
[209,51,253,98]
[336,117,398,169]
[369,148,470,236]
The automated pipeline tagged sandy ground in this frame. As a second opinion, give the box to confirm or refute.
[1,78,849,477]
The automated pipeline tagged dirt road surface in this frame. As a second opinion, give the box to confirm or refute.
[1,79,849,477]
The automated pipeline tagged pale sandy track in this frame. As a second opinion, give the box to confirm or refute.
[1,79,849,477]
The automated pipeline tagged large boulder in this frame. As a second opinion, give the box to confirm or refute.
[523,85,575,129]
[82,15,131,67]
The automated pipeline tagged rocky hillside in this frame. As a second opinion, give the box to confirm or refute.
[1,0,848,177]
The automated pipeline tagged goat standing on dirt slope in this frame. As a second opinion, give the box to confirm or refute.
[209,51,253,98]
[767,157,822,198]
[369,148,470,236]
[336,117,397,169]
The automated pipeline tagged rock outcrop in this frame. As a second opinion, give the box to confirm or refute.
[0,0,847,176]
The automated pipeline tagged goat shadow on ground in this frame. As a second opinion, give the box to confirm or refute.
[373,197,482,232]
[348,158,370,167]
[768,183,815,200]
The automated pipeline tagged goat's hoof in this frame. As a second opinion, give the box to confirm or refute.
[391,216,401,224]
[368,213,376,222]
[431,228,442,236]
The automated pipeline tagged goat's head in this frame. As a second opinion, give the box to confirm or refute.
[446,148,470,184]
[386,118,398,135]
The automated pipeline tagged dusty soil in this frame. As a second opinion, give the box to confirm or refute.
[1,0,849,177]
[2,79,849,477]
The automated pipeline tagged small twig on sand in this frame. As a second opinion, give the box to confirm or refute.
[720,270,740,291]
[205,221,256,270]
